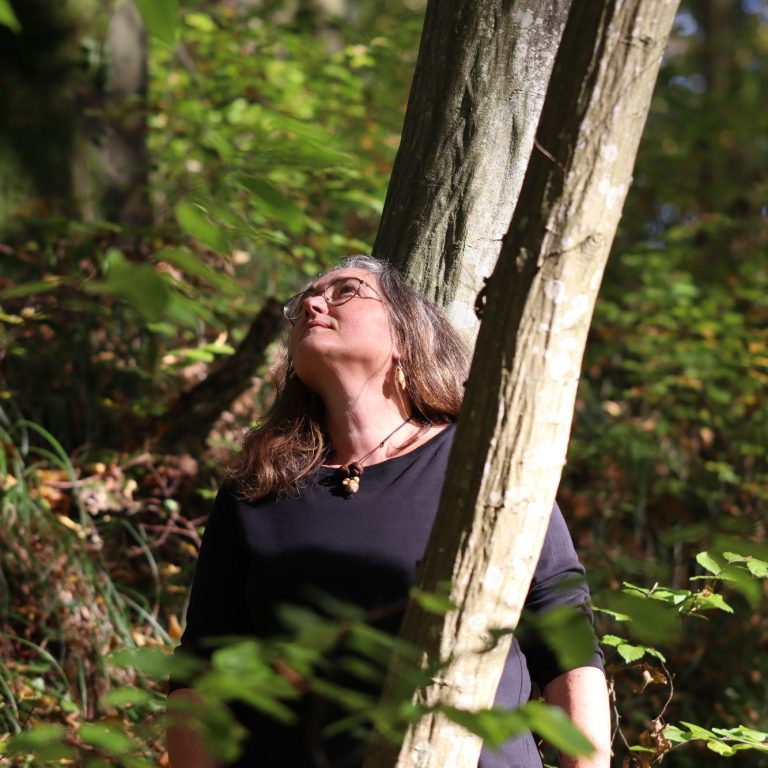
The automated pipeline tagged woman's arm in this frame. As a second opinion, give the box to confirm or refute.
[167,688,219,768]
[543,666,612,768]
[167,487,248,768]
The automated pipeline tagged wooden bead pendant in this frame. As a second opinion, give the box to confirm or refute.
[334,419,412,497]
[339,462,363,495]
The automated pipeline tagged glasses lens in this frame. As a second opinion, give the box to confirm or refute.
[283,293,306,321]
[326,277,361,305]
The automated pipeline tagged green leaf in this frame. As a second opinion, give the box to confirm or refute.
[237,176,306,234]
[79,723,136,756]
[692,591,733,614]
[523,701,595,757]
[593,606,630,622]
[165,291,218,327]
[442,706,528,747]
[110,647,203,681]
[8,724,74,761]
[731,726,768,742]
[176,201,229,253]
[153,247,238,294]
[616,643,647,663]
[604,592,681,645]
[707,740,737,756]
[531,605,596,669]
[101,687,153,708]
[746,559,768,578]
[410,586,455,616]
[679,721,718,740]
[696,551,723,575]
[0,279,64,300]
[711,537,768,563]
[663,725,691,743]
[85,255,171,322]
[717,566,763,608]
[0,0,21,32]
[312,679,377,713]
[184,12,216,32]
[134,0,178,45]
[712,725,768,742]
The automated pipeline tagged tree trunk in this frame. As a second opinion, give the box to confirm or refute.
[96,0,152,226]
[0,0,151,227]
[364,2,679,767]
[373,0,572,342]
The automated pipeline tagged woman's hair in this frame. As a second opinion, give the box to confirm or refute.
[229,255,471,501]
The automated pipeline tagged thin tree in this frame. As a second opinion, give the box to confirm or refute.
[364,1,680,766]
[373,0,572,342]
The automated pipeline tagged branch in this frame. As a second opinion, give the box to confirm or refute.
[150,298,284,452]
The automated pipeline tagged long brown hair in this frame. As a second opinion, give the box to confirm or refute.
[230,255,471,501]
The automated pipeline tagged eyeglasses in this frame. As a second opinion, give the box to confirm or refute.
[282,276,383,324]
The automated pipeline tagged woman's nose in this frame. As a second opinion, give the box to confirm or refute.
[304,291,329,316]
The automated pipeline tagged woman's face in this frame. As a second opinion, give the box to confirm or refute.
[288,268,398,393]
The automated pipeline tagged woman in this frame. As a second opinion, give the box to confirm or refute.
[168,255,611,768]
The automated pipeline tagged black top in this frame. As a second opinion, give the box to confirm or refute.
[174,424,602,767]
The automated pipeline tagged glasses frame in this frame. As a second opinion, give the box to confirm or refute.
[282,276,383,324]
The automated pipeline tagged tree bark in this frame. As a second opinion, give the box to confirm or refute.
[0,0,151,226]
[96,0,152,227]
[373,0,572,342]
[364,2,679,767]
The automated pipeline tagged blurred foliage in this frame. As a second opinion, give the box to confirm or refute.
[0,0,418,449]
[1,0,767,766]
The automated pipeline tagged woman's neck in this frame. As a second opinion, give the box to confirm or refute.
[324,390,413,467]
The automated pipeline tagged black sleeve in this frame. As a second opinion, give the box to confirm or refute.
[521,503,604,691]
[169,484,250,692]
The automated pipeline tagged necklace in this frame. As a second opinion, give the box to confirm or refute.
[336,417,416,496]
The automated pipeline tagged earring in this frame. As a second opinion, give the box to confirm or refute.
[396,362,406,391]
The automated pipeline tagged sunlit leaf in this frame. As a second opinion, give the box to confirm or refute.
[101,687,153,708]
[134,0,178,45]
[679,721,718,740]
[185,12,216,32]
[522,701,595,757]
[410,586,455,616]
[617,643,646,663]
[79,723,136,756]
[110,647,203,681]
[236,176,306,234]
[0,0,21,32]
[442,705,528,747]
[696,551,723,575]
[8,724,74,761]
[706,740,737,756]
[176,202,229,253]
[153,247,238,294]
[0,280,64,300]
[692,591,733,614]
[85,256,171,322]
[663,725,691,743]
[604,592,681,645]
[746,559,768,578]
[530,605,595,669]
